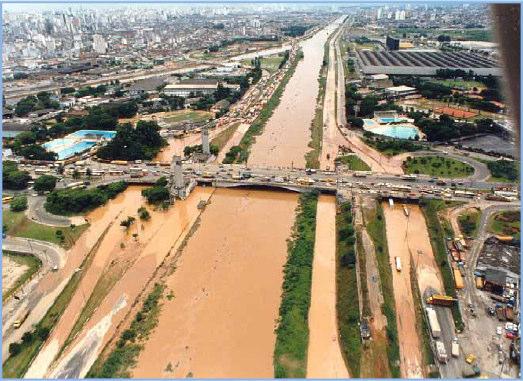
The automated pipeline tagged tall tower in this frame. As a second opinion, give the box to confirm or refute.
[171,155,184,189]
[202,125,210,155]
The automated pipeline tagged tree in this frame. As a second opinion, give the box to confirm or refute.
[120,216,136,230]
[142,185,170,204]
[8,342,22,356]
[10,195,28,212]
[16,144,57,161]
[3,161,31,190]
[34,175,57,193]
[138,206,151,221]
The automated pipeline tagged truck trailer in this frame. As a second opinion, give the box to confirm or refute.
[426,294,457,307]
[426,307,442,338]
[436,341,448,363]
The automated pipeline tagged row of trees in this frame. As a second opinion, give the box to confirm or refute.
[14,91,60,117]
[96,120,167,161]
[45,181,128,215]
[415,116,501,142]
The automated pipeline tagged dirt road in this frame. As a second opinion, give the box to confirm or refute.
[132,189,298,378]
[382,202,424,378]
[306,195,349,378]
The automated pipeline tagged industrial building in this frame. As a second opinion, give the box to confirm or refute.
[356,50,501,76]
[163,79,220,97]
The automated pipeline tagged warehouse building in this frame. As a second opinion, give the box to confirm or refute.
[357,49,501,76]
[164,79,220,97]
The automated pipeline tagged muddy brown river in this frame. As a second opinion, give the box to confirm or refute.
[247,21,340,169]
[132,188,298,378]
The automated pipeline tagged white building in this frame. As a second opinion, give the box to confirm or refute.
[92,34,107,54]
[163,79,219,98]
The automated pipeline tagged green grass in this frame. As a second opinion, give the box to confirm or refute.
[403,155,474,178]
[86,283,165,378]
[242,55,285,73]
[336,155,371,171]
[3,210,89,249]
[420,199,464,332]
[274,192,317,378]
[224,50,303,164]
[336,202,361,377]
[163,110,213,124]
[458,209,481,238]
[364,203,401,378]
[2,223,111,378]
[488,210,520,239]
[2,251,42,300]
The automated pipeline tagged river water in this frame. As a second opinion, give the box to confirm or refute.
[247,20,340,169]
[26,186,215,378]
[132,188,298,378]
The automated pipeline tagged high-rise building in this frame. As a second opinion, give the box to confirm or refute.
[92,34,107,54]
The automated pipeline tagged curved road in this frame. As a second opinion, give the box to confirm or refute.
[393,150,491,182]
[2,236,66,359]
[26,196,76,227]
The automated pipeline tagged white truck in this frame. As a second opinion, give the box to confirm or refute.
[426,307,442,338]
[395,257,402,272]
[436,341,448,363]
[451,339,460,358]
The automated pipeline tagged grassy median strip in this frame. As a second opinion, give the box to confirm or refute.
[224,50,303,164]
[365,202,401,378]
[274,192,317,378]
[420,199,464,331]
[86,283,165,378]
[2,251,42,301]
[210,122,240,152]
[336,202,361,377]
[336,155,371,171]
[2,223,112,378]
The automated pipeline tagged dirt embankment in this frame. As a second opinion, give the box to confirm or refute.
[132,189,299,378]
